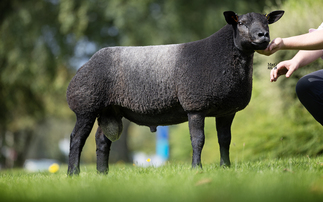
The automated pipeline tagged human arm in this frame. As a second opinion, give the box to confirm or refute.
[257,29,323,56]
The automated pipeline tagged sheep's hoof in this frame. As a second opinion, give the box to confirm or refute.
[191,163,203,170]
[97,169,109,175]
[220,159,231,168]
[67,168,80,176]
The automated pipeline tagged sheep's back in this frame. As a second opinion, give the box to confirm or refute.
[67,45,183,115]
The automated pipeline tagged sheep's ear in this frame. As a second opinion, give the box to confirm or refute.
[265,10,284,24]
[224,11,238,25]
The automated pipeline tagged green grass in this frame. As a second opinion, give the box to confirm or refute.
[1,157,323,202]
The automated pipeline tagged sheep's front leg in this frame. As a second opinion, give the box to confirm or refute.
[95,126,112,174]
[188,113,205,169]
[216,114,235,167]
[68,115,96,176]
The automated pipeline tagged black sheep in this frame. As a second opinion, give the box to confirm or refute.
[66,10,284,175]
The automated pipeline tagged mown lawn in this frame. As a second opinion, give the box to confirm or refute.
[1,157,323,202]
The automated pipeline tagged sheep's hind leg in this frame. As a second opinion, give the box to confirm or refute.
[68,115,96,176]
[216,114,235,167]
[188,113,205,169]
[95,127,112,174]
[96,110,122,174]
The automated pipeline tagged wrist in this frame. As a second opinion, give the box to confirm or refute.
[290,57,301,69]
[279,38,286,50]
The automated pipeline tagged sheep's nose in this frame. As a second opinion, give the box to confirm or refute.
[255,31,270,43]
[258,31,269,38]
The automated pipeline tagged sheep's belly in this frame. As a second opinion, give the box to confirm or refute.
[121,107,188,126]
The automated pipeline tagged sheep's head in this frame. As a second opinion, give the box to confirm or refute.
[224,10,284,52]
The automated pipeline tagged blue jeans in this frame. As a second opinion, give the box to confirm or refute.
[296,69,323,125]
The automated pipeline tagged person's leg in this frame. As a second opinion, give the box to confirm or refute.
[296,69,323,125]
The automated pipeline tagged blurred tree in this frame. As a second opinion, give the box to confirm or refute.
[0,0,279,168]
[0,0,75,168]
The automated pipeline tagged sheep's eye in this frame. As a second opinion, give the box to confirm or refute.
[238,21,248,29]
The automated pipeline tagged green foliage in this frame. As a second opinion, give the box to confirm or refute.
[0,0,75,167]
[1,158,323,201]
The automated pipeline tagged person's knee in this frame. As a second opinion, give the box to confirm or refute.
[296,76,311,99]
[296,74,323,105]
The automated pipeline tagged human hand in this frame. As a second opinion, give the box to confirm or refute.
[270,59,299,82]
[256,38,284,56]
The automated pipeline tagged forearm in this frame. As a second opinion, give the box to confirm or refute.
[281,29,323,50]
[291,50,323,68]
